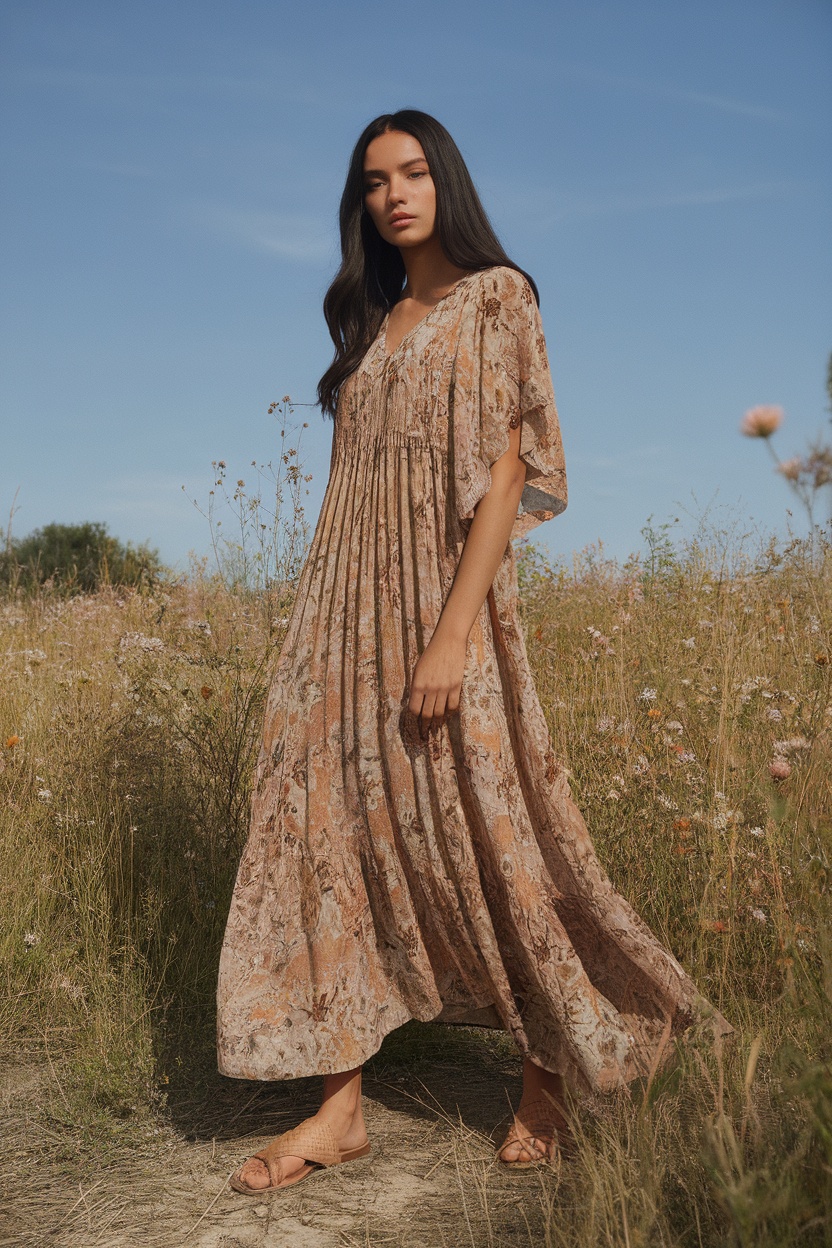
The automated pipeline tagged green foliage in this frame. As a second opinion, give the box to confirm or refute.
[0,520,165,594]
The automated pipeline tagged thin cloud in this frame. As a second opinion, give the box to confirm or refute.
[571,444,669,477]
[556,62,788,123]
[194,204,335,263]
[506,178,808,230]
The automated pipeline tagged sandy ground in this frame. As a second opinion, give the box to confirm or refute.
[1,1027,562,1248]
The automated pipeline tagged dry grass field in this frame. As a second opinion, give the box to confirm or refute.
[1,523,831,1246]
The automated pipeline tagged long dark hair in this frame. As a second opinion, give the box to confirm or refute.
[316,109,539,418]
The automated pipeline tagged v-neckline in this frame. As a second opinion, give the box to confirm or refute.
[382,271,480,361]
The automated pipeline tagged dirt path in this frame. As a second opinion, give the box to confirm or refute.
[2,1026,562,1247]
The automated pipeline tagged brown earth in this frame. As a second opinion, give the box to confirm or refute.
[1,1024,570,1248]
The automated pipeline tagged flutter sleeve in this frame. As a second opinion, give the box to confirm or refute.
[450,266,567,540]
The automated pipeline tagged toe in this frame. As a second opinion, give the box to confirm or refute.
[239,1158,270,1189]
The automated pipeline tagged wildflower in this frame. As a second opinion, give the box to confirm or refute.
[606,790,620,801]
[815,652,828,666]
[769,756,791,781]
[632,754,650,775]
[200,686,214,700]
[678,751,696,764]
[37,789,52,802]
[748,826,765,838]
[740,405,783,438]
[682,637,696,649]
[638,688,657,703]
[657,793,678,811]
[5,735,19,749]
[766,707,783,722]
[595,716,615,734]
[709,920,728,933]
[777,456,802,482]
[773,736,811,755]
[647,708,662,720]
[749,908,767,924]
[23,932,40,948]
[665,720,684,734]
[119,632,164,653]
[674,818,691,831]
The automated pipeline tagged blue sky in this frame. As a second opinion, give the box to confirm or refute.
[1,0,831,573]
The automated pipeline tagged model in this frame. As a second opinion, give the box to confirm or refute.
[217,109,732,1194]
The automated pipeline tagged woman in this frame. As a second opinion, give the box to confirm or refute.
[217,110,731,1194]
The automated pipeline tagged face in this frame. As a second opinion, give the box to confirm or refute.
[362,130,437,249]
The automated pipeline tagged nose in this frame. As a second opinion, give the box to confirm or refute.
[387,175,407,206]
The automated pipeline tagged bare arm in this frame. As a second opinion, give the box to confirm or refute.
[408,419,526,735]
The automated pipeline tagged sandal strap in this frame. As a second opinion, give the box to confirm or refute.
[498,1097,565,1156]
[254,1118,340,1172]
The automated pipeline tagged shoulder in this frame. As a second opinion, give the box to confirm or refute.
[467,266,536,316]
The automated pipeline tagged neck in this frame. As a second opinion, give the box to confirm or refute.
[400,238,470,304]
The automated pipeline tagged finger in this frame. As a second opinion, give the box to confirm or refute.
[420,693,437,735]
[430,692,448,730]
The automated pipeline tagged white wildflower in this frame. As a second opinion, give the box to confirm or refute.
[682,637,696,649]
[638,688,657,703]
[748,826,765,838]
[23,932,40,948]
[665,720,684,734]
[766,708,783,722]
[633,754,651,775]
[749,908,767,924]
[37,789,52,802]
[119,632,164,653]
[595,716,615,734]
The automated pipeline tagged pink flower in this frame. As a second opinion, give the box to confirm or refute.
[777,456,802,482]
[740,405,784,438]
[769,755,791,781]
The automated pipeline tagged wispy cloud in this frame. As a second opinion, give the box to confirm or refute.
[77,159,160,180]
[556,62,788,123]
[101,471,205,524]
[489,177,807,230]
[193,203,335,263]
[571,443,670,477]
[5,66,323,109]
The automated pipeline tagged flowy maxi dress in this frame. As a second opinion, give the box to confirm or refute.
[216,265,731,1095]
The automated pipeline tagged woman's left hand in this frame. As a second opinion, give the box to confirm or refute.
[408,625,468,736]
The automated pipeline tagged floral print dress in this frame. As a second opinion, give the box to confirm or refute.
[216,266,731,1094]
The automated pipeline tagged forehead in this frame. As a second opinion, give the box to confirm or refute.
[363,130,427,170]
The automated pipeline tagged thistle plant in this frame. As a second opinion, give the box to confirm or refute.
[740,353,832,533]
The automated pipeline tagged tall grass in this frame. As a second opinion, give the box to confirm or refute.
[1,514,831,1243]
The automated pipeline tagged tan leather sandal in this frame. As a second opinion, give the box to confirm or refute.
[230,1117,371,1194]
[496,1096,570,1169]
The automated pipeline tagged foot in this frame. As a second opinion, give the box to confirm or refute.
[237,1065,367,1191]
[498,1061,569,1166]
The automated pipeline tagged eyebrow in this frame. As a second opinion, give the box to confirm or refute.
[363,157,428,178]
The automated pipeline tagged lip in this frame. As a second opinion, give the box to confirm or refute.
[390,214,416,227]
